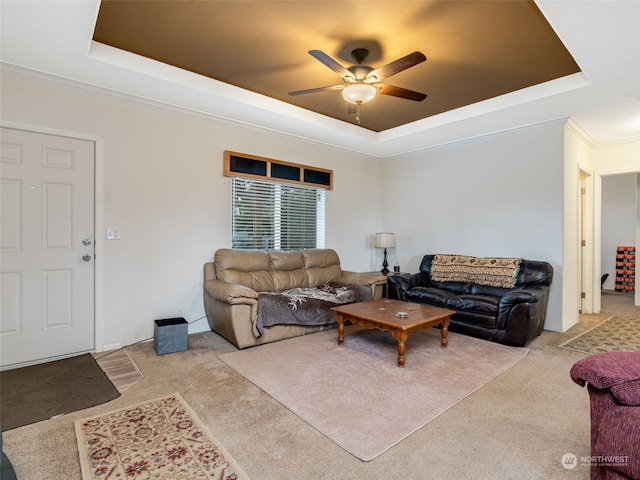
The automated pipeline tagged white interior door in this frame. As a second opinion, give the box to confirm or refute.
[1,127,95,368]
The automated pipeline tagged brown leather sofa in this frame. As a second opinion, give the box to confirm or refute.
[387,254,553,347]
[203,248,387,349]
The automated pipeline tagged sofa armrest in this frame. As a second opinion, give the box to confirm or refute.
[339,271,387,287]
[339,271,387,300]
[494,285,549,337]
[499,287,541,308]
[387,273,427,300]
[389,273,428,289]
[204,279,259,305]
[571,352,640,406]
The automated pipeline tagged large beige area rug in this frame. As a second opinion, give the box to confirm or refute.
[560,315,640,355]
[75,393,249,480]
[219,326,528,461]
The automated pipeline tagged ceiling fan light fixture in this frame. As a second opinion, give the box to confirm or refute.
[342,83,377,104]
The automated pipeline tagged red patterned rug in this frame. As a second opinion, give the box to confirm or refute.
[74,393,249,479]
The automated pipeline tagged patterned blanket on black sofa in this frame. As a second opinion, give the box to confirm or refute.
[430,254,522,289]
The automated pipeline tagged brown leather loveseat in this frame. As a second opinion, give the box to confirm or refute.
[203,248,387,349]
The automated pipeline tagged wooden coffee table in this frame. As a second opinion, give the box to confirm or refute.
[331,299,455,367]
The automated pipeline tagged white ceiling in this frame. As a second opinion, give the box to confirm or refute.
[1,1,639,158]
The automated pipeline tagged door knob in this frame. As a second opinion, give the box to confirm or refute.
[82,254,92,262]
[82,239,92,246]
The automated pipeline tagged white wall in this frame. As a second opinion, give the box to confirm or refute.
[601,175,637,289]
[3,73,637,348]
[0,73,384,350]
[381,121,567,331]
[594,139,640,173]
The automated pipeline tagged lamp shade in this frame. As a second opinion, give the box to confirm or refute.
[342,83,377,104]
[375,233,395,248]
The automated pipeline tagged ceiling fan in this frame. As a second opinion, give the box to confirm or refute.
[289,48,427,124]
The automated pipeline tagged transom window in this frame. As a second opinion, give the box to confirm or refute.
[231,177,325,250]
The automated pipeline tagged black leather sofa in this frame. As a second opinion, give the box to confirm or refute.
[388,254,553,347]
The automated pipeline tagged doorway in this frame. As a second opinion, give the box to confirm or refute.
[599,172,639,307]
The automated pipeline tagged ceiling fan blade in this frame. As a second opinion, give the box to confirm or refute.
[366,51,426,82]
[288,85,345,96]
[308,50,356,81]
[378,84,427,102]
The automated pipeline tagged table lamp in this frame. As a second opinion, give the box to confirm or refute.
[375,233,395,274]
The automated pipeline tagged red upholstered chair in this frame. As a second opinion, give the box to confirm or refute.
[570,352,640,480]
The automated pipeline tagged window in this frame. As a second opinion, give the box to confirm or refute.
[231,177,325,250]
[224,150,333,190]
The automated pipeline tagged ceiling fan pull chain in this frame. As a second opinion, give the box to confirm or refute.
[356,103,362,125]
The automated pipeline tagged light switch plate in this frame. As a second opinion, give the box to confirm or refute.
[106,227,120,240]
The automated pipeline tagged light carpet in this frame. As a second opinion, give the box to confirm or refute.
[219,325,528,461]
[74,392,249,480]
[560,315,640,355]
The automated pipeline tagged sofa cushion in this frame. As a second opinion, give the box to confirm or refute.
[215,249,276,292]
[445,294,500,316]
[471,283,510,298]
[303,249,342,287]
[272,270,310,291]
[406,286,456,306]
[269,250,309,291]
[303,248,340,268]
[307,265,342,287]
[429,280,470,294]
[269,250,305,270]
[448,310,497,329]
[515,259,554,286]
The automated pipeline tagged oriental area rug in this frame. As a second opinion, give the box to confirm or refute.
[219,326,528,461]
[74,393,249,480]
[560,315,640,355]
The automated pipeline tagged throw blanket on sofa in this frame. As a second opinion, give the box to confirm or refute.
[431,255,522,289]
[255,282,370,336]
[430,255,476,283]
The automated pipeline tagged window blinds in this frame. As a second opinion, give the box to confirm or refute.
[231,177,325,250]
